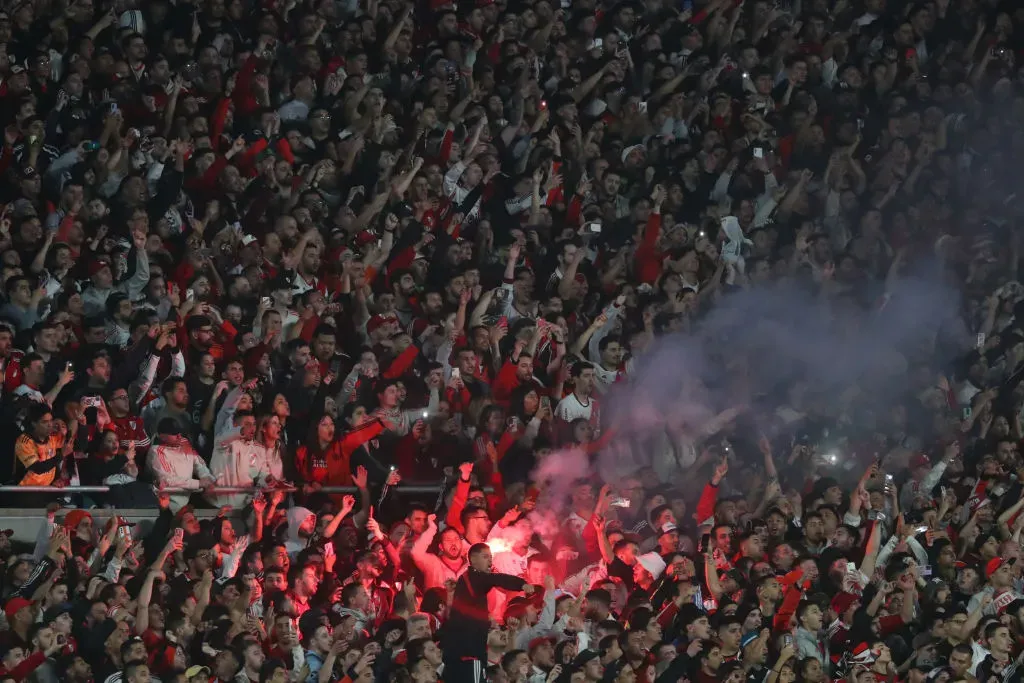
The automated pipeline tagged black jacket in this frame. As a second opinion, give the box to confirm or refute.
[440,568,527,661]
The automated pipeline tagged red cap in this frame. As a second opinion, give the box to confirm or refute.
[4,597,34,620]
[986,557,1014,578]
[909,453,930,470]
[830,591,859,615]
[329,246,351,263]
[366,314,397,336]
[849,642,876,665]
[63,509,92,531]
[88,260,111,277]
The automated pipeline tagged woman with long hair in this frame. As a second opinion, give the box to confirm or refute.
[295,412,340,495]
[293,408,386,504]
[470,404,516,505]
[254,412,285,484]
[506,384,554,448]
[499,385,556,487]
[77,425,156,508]
[471,405,516,467]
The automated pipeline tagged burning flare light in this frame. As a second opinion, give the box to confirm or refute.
[486,538,513,554]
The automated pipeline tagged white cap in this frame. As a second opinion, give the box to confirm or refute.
[621,144,646,164]
[637,552,666,580]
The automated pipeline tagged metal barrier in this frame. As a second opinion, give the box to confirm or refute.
[0,484,452,495]
[0,486,269,494]
[0,483,467,542]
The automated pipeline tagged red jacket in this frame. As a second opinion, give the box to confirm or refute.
[492,362,526,404]
[294,420,386,487]
[634,212,664,285]
[0,650,46,682]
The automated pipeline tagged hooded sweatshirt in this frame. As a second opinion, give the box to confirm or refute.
[285,506,315,556]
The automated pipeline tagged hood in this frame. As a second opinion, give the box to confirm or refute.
[286,506,314,546]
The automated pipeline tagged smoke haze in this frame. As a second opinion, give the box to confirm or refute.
[530,260,970,514]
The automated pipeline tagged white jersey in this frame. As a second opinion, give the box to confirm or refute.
[555,393,600,428]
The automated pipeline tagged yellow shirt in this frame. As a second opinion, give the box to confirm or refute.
[15,433,64,486]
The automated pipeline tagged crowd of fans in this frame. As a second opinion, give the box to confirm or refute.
[0,0,1023,681]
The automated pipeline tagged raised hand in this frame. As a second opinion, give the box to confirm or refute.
[353,465,368,489]
[712,456,729,484]
[340,494,356,517]
[366,516,384,541]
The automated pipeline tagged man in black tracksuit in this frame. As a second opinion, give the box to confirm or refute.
[441,542,533,683]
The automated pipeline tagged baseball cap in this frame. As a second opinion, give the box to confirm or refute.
[185,666,210,679]
[621,144,646,163]
[268,274,293,292]
[366,314,394,335]
[848,642,876,666]
[3,597,33,621]
[42,602,74,624]
[573,650,601,667]
[88,260,111,277]
[909,453,930,470]
[637,552,667,579]
[986,557,1016,578]
[659,522,678,536]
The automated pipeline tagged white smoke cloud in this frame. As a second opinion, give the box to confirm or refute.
[531,261,969,508]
